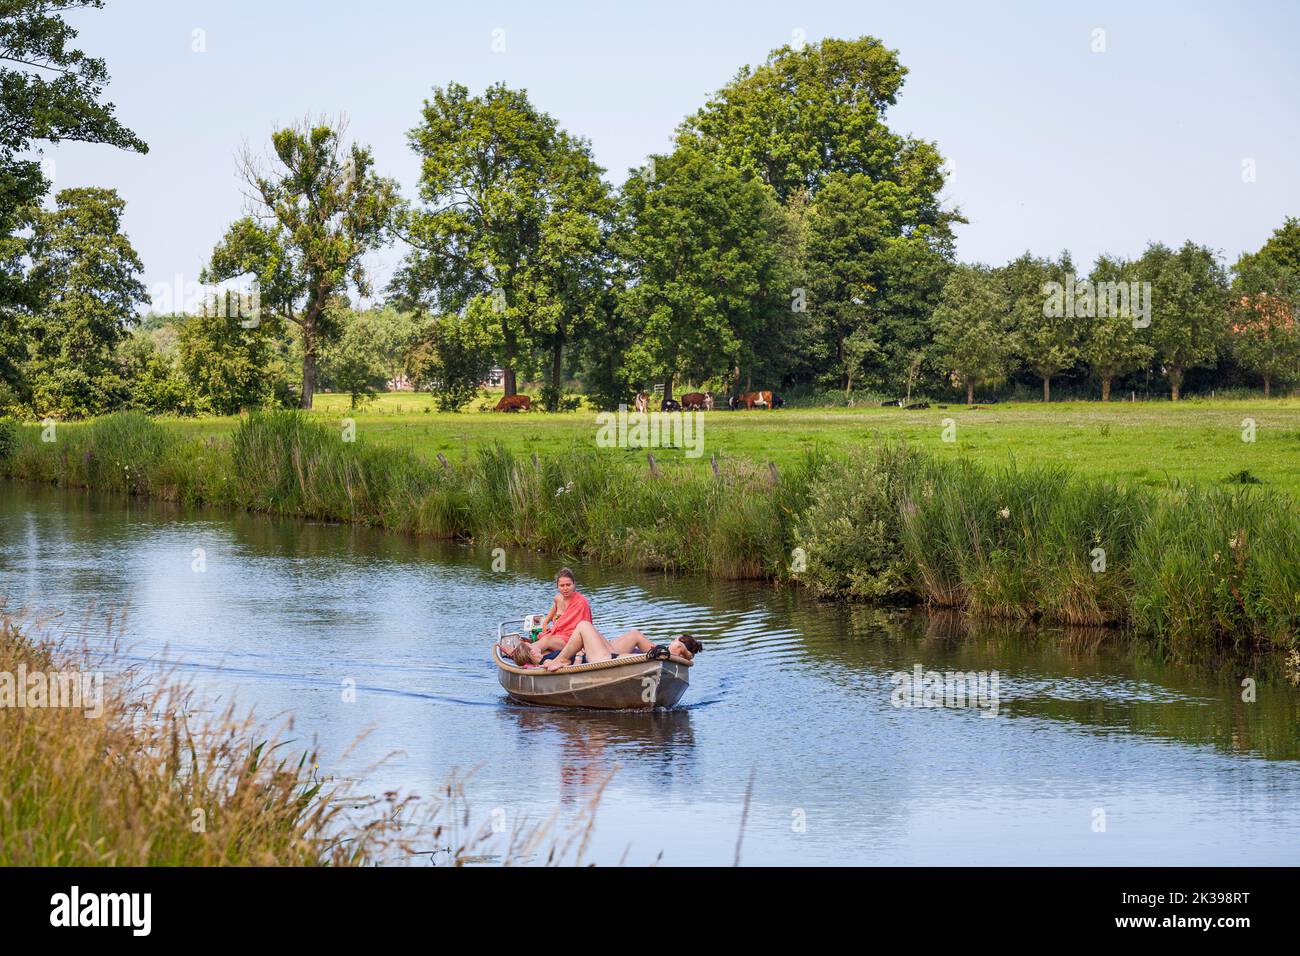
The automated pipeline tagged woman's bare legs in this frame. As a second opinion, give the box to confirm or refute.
[544,620,615,670]
[609,628,654,655]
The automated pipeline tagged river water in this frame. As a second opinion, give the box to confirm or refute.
[3,481,1299,865]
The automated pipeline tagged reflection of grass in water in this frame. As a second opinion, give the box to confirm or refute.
[0,613,614,866]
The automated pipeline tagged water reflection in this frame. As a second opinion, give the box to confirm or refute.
[3,480,1300,864]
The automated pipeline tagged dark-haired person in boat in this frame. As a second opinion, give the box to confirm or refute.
[542,625,703,671]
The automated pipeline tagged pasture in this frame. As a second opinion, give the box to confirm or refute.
[154,392,1300,496]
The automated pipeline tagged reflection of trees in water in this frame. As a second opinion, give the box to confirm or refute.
[500,705,698,807]
[785,601,1300,762]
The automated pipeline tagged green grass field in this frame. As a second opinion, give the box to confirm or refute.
[156,392,1300,495]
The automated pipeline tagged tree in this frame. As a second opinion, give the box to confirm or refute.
[1004,251,1080,401]
[176,313,286,415]
[1081,255,1154,401]
[613,144,789,401]
[1229,255,1300,397]
[932,264,1013,404]
[364,306,420,389]
[392,83,610,400]
[1,0,147,392]
[118,327,192,414]
[23,187,146,416]
[679,36,946,204]
[405,304,501,411]
[1137,241,1229,401]
[802,172,954,394]
[204,118,399,409]
[319,309,391,408]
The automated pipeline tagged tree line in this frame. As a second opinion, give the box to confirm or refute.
[3,3,1298,419]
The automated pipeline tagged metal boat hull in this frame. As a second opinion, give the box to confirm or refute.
[494,651,691,710]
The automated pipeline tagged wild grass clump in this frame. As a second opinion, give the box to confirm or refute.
[0,616,400,864]
[896,461,1147,626]
[0,416,17,466]
[229,410,434,525]
[1130,485,1300,653]
[0,614,618,865]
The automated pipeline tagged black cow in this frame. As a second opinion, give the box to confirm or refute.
[661,398,681,412]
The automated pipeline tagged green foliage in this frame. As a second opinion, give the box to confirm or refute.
[931,264,1015,402]
[204,120,399,408]
[802,172,955,394]
[614,143,789,395]
[679,36,945,203]
[795,442,925,600]
[0,415,16,464]
[392,83,611,398]
[177,310,286,414]
[1,1,147,397]
[1082,255,1155,399]
[1138,241,1230,400]
[1004,251,1081,400]
[22,187,147,417]
[405,306,500,411]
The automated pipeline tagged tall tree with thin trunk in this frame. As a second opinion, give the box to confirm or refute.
[1137,241,1229,401]
[1004,251,1080,401]
[204,118,398,409]
[932,264,1014,404]
[1082,255,1154,401]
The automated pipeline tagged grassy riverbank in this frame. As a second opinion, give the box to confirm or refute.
[0,615,606,865]
[0,616,400,864]
[2,410,1298,656]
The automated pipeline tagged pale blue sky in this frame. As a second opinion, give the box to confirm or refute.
[40,0,1300,309]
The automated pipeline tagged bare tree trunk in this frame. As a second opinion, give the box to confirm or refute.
[1042,376,1050,402]
[1170,365,1182,402]
[1101,377,1111,402]
[966,381,974,405]
[663,375,673,403]
[1264,375,1271,398]
[301,326,316,409]
[550,341,563,404]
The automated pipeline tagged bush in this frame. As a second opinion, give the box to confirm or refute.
[795,442,925,600]
[0,416,17,466]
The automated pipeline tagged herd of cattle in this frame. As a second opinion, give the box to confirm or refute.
[493,390,784,412]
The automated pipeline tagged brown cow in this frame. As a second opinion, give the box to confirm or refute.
[494,394,532,412]
[731,390,774,410]
[633,391,649,413]
[681,391,714,411]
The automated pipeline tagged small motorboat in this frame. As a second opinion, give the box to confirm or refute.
[492,620,692,710]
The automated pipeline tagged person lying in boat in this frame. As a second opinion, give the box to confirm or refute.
[540,623,703,671]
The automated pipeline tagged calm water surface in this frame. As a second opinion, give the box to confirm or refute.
[3,481,1299,865]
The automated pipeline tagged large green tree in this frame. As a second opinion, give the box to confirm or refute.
[802,171,954,394]
[1229,254,1300,397]
[613,144,789,401]
[679,36,946,204]
[1137,241,1229,401]
[1004,251,1080,401]
[1,0,146,393]
[22,187,146,416]
[392,83,611,400]
[932,264,1014,404]
[205,118,399,409]
[1082,255,1154,401]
